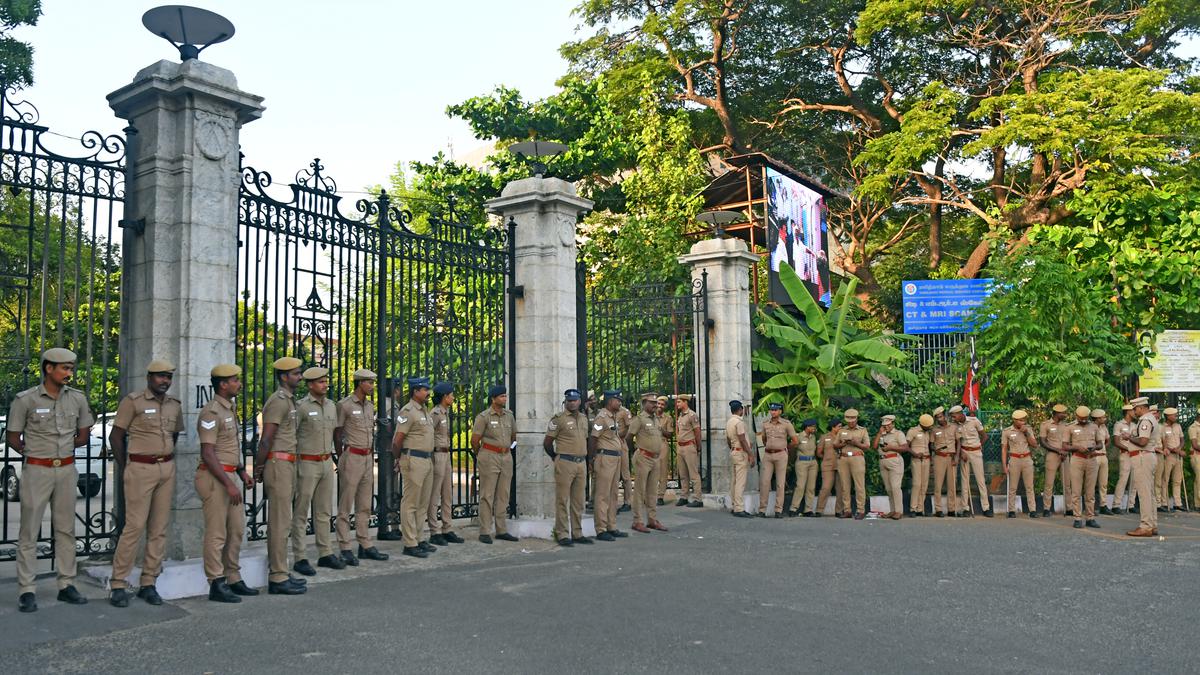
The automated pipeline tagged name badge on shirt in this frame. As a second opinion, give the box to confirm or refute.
[352,410,362,415]
[309,411,318,416]
[144,408,157,414]
[489,420,498,426]
[35,408,50,414]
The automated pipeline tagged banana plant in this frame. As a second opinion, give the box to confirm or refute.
[753,262,917,425]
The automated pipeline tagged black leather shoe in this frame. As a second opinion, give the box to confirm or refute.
[1086,519,1101,528]
[268,579,307,595]
[557,538,574,547]
[609,529,628,538]
[1179,505,1190,513]
[57,585,87,605]
[572,536,594,545]
[288,575,307,585]
[293,559,317,576]
[418,540,437,553]
[358,546,389,561]
[657,498,665,506]
[137,585,163,606]
[812,512,822,518]
[209,579,241,603]
[402,546,429,558]
[1065,510,1074,517]
[341,549,360,566]
[429,534,447,546]
[379,530,404,541]
[755,512,767,518]
[1073,520,1084,529]
[109,588,129,608]
[228,580,259,596]
[983,509,994,518]
[496,533,519,542]
[1158,506,1168,513]
[442,531,465,544]
[1029,511,1039,518]
[596,531,616,542]
[1117,508,1128,515]
[478,534,493,544]
[786,510,798,518]
[676,498,689,506]
[617,504,631,513]
[18,592,37,613]
[1100,506,1112,515]
[774,513,784,519]
[317,554,346,570]
[1007,512,1016,518]
[1042,509,1051,517]
[935,512,945,518]
[687,500,703,508]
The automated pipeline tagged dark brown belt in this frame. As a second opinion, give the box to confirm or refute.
[766,448,786,454]
[638,448,657,459]
[23,456,72,468]
[435,447,450,453]
[962,446,981,452]
[1128,450,1143,457]
[128,453,174,464]
[935,451,955,457]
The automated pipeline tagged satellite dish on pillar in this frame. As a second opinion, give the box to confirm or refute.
[142,5,236,61]
[696,210,743,238]
[508,140,568,178]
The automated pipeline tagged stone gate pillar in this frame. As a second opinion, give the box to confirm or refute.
[485,177,592,523]
[108,60,263,559]
[679,238,758,498]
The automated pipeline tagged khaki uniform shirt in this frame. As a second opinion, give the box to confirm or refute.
[796,431,818,460]
[395,400,434,452]
[1149,418,1164,453]
[1189,421,1200,453]
[336,394,375,449]
[628,412,664,455]
[197,395,241,466]
[762,417,799,451]
[1065,420,1103,452]
[1096,424,1110,455]
[547,410,589,456]
[431,404,451,449]
[296,395,336,455]
[906,426,931,458]
[877,428,906,455]
[113,389,183,456]
[616,406,632,438]
[957,416,985,449]
[1039,419,1069,453]
[1162,422,1184,453]
[837,426,869,456]
[725,415,747,451]
[591,408,624,452]
[1001,425,1036,456]
[1132,413,1158,452]
[932,422,958,453]
[261,389,299,452]
[472,406,515,450]
[818,433,838,464]
[1113,419,1134,453]
[7,384,94,459]
[675,409,701,446]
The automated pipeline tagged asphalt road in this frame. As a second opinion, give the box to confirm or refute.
[1,506,1198,674]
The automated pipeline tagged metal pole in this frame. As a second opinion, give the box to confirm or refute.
[702,270,712,493]
[507,215,518,518]
[374,191,393,539]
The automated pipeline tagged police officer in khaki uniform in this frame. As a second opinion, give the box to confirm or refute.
[673,394,703,507]
[1091,409,1112,515]
[655,394,672,506]
[874,415,907,520]
[589,390,628,541]
[333,369,389,565]
[835,409,870,520]
[788,419,819,517]
[1111,404,1138,514]
[1149,404,1166,509]
[907,415,933,516]
[628,393,669,532]
[8,348,94,613]
[758,402,798,518]
[1001,410,1038,518]
[109,359,183,608]
[930,407,959,517]
[254,356,306,595]
[1160,407,1186,512]
[952,405,993,517]
[726,400,755,517]
[1189,416,1200,511]
[197,364,258,603]
[1125,397,1159,536]
[545,388,592,546]
[428,382,464,546]
[1065,405,1103,529]
[616,401,634,513]
[472,384,517,543]
[1040,404,1071,517]
[291,367,343,575]
[392,377,437,557]
[816,421,841,517]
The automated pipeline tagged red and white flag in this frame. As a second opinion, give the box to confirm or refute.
[962,336,980,412]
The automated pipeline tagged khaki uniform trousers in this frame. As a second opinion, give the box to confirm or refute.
[730,450,749,513]
[398,453,433,547]
[909,457,930,514]
[1163,454,1184,508]
[17,464,78,595]
[1192,455,1200,510]
[676,446,702,502]
[959,449,990,511]
[291,458,335,560]
[1131,452,1158,530]
[619,447,633,505]
[1043,452,1072,511]
[195,468,245,584]
[633,451,660,525]
[932,454,958,514]
[1095,455,1109,509]
[1113,452,1136,510]
[758,450,788,514]
[657,448,670,499]
[592,453,620,532]
[1006,456,1035,513]
[265,459,297,583]
[879,456,904,515]
[1153,452,1169,504]
[477,448,512,536]
[427,450,453,535]
[837,454,867,513]
[554,456,586,538]
[816,460,838,515]
[1069,455,1099,519]
[789,459,818,513]
[336,451,373,551]
[112,460,175,589]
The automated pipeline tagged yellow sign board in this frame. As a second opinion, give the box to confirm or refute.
[1141,330,1200,392]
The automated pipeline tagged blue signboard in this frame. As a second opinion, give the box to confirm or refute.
[901,279,994,334]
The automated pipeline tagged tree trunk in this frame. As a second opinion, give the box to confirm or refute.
[959,238,991,279]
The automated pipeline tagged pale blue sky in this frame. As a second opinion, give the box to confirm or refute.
[14,0,581,194]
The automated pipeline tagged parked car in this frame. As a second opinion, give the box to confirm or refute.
[1,416,108,502]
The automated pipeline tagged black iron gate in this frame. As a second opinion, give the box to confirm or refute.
[0,88,126,561]
[236,158,512,540]
[578,272,712,491]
